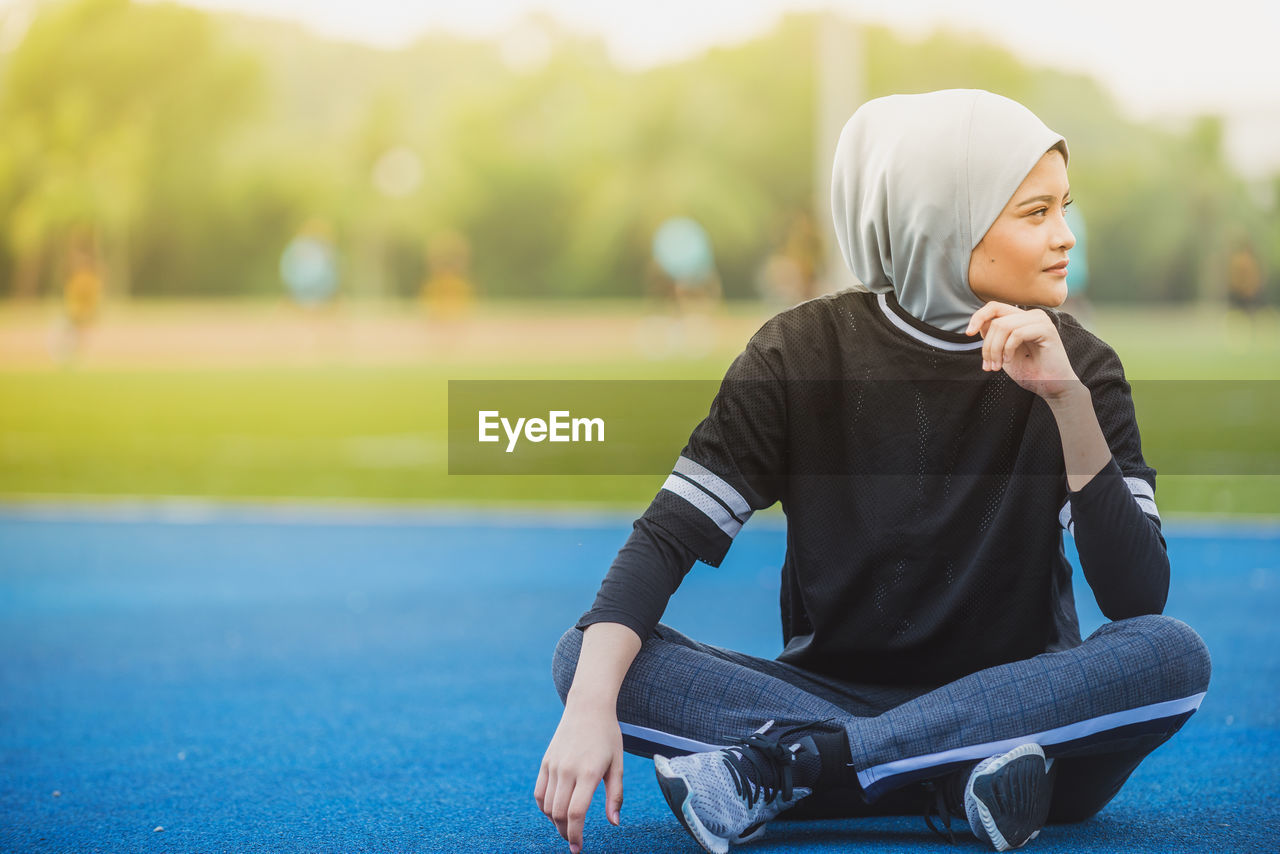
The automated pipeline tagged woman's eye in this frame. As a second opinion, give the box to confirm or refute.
[1031,200,1072,218]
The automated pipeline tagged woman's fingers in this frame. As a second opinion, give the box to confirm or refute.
[968,304,1078,396]
[542,770,561,831]
[968,302,1020,369]
[965,301,1000,336]
[550,775,574,841]
[997,322,1035,369]
[984,322,1010,370]
[976,309,1056,372]
[1006,322,1045,361]
[965,300,1017,338]
[1003,327,1033,367]
[604,753,624,826]
[1005,315,1056,363]
[534,761,548,811]
[566,777,598,853]
[536,705,627,852]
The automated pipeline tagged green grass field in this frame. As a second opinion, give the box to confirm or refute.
[1,299,1276,515]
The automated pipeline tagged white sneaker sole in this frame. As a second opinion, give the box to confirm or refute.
[654,754,731,854]
[966,743,1050,852]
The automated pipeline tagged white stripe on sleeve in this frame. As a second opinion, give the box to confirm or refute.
[1134,496,1159,519]
[673,456,753,519]
[1125,477,1160,520]
[1059,477,1161,534]
[661,474,744,538]
[1124,476,1155,501]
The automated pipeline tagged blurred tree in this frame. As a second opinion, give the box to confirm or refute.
[0,5,1271,305]
[0,0,259,298]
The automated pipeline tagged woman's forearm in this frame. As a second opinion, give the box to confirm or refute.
[565,622,643,714]
[1048,383,1169,618]
[1046,383,1113,491]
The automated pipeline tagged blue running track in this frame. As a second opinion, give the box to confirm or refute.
[1,505,1277,853]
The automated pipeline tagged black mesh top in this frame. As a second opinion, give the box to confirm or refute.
[579,289,1168,686]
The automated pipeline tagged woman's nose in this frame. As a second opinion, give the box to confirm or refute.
[1055,220,1076,251]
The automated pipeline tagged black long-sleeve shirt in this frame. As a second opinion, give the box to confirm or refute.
[579,290,1168,685]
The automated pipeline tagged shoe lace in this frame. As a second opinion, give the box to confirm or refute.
[719,718,834,808]
[721,734,796,807]
[922,768,967,846]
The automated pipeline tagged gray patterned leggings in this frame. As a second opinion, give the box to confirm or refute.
[551,614,1210,823]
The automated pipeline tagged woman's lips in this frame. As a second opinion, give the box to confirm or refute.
[1043,262,1068,276]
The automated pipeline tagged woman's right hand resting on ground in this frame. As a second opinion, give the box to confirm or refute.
[535,700,624,853]
[535,622,642,853]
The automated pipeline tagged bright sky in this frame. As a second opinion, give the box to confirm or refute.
[5,0,1279,173]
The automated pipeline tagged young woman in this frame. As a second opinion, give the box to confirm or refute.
[534,89,1210,854]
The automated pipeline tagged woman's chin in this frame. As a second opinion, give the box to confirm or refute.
[1036,278,1069,307]
[970,275,1069,308]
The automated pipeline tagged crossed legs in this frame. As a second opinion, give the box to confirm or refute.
[552,614,1210,823]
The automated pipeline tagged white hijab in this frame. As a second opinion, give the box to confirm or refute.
[831,89,1068,333]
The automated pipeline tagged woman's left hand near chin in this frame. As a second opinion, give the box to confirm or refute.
[965,301,1082,401]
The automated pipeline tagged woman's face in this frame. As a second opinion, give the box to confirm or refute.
[968,150,1075,307]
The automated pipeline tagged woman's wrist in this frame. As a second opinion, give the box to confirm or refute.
[563,622,641,717]
[565,684,619,715]
[1044,382,1113,492]
[1043,379,1090,410]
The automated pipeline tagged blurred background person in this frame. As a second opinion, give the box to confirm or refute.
[653,216,721,311]
[52,239,104,365]
[419,229,476,323]
[639,216,721,357]
[1226,236,1266,343]
[757,210,824,308]
[280,219,340,309]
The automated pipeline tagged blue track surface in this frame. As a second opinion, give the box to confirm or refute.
[1,506,1277,853]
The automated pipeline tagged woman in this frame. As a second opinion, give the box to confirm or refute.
[534,89,1210,854]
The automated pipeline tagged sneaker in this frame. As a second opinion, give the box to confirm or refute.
[653,720,817,854]
[926,743,1055,851]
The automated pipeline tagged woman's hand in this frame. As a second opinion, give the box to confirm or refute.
[965,302,1081,401]
[534,699,625,854]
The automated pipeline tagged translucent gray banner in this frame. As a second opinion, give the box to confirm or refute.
[447,380,1280,476]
